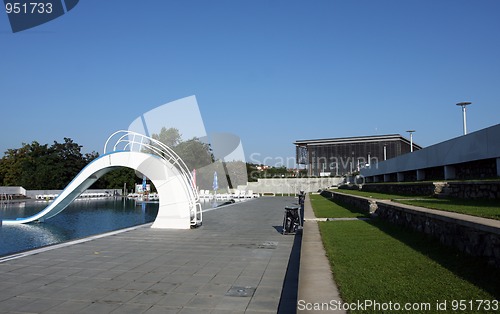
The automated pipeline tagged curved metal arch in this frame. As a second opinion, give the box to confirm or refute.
[104,130,200,215]
[104,130,202,225]
[2,131,202,229]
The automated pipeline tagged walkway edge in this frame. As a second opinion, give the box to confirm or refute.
[0,223,152,263]
[297,194,345,313]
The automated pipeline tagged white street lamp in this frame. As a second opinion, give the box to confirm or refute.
[406,130,415,152]
[456,102,472,135]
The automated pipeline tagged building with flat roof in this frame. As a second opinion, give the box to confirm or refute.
[294,134,421,177]
[361,123,500,182]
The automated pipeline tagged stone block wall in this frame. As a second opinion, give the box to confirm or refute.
[320,190,376,214]
[444,181,500,199]
[350,181,500,200]
[358,182,436,196]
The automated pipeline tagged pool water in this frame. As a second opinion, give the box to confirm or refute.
[0,198,160,257]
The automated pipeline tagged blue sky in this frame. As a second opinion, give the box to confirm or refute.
[1,0,499,167]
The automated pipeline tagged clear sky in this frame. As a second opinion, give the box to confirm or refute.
[1,0,499,167]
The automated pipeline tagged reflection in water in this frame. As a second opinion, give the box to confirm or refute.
[0,198,159,257]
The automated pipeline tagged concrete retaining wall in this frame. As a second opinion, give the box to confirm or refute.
[245,177,344,194]
[320,190,377,214]
[444,181,500,199]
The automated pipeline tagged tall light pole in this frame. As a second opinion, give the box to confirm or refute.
[406,130,415,152]
[456,102,472,135]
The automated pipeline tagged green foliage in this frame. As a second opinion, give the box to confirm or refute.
[246,163,258,182]
[335,189,416,200]
[92,167,140,191]
[246,163,295,181]
[151,127,182,148]
[309,193,369,218]
[0,138,97,189]
[336,189,500,220]
[149,128,301,185]
[174,138,213,170]
[149,127,214,171]
[311,194,500,312]
[397,198,500,220]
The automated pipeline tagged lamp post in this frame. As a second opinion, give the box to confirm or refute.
[406,130,415,152]
[456,102,472,135]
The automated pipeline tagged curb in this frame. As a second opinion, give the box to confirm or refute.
[297,195,346,313]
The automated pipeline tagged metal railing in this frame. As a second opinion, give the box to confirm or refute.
[104,130,202,226]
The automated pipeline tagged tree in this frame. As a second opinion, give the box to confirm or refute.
[50,138,86,188]
[0,138,100,190]
[149,127,214,171]
[151,127,182,148]
[174,138,213,171]
[91,167,140,192]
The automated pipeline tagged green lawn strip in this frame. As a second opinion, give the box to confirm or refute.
[396,198,500,220]
[309,193,369,218]
[334,189,500,221]
[319,220,500,313]
[333,189,420,200]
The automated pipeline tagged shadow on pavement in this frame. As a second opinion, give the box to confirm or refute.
[277,228,302,313]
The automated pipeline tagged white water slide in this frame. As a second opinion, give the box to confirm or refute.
[2,131,202,229]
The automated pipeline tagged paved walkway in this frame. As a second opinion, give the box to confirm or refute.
[297,195,345,314]
[0,197,300,314]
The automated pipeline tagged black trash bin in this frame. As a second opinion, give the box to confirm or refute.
[282,205,301,235]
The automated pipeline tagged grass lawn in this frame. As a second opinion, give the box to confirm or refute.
[309,193,369,218]
[319,219,500,313]
[397,198,500,220]
[333,188,420,200]
[334,189,500,221]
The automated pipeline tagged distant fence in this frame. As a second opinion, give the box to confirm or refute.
[26,189,122,199]
[244,177,344,194]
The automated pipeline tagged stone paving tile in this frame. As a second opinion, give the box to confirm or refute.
[128,289,167,305]
[156,292,194,307]
[13,296,65,313]
[197,282,233,295]
[76,300,122,314]
[110,302,152,314]
[100,289,142,303]
[143,304,182,314]
[0,296,39,313]
[0,197,299,313]
[214,295,252,311]
[42,300,92,314]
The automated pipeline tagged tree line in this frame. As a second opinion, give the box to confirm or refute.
[0,129,293,191]
[0,138,138,190]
